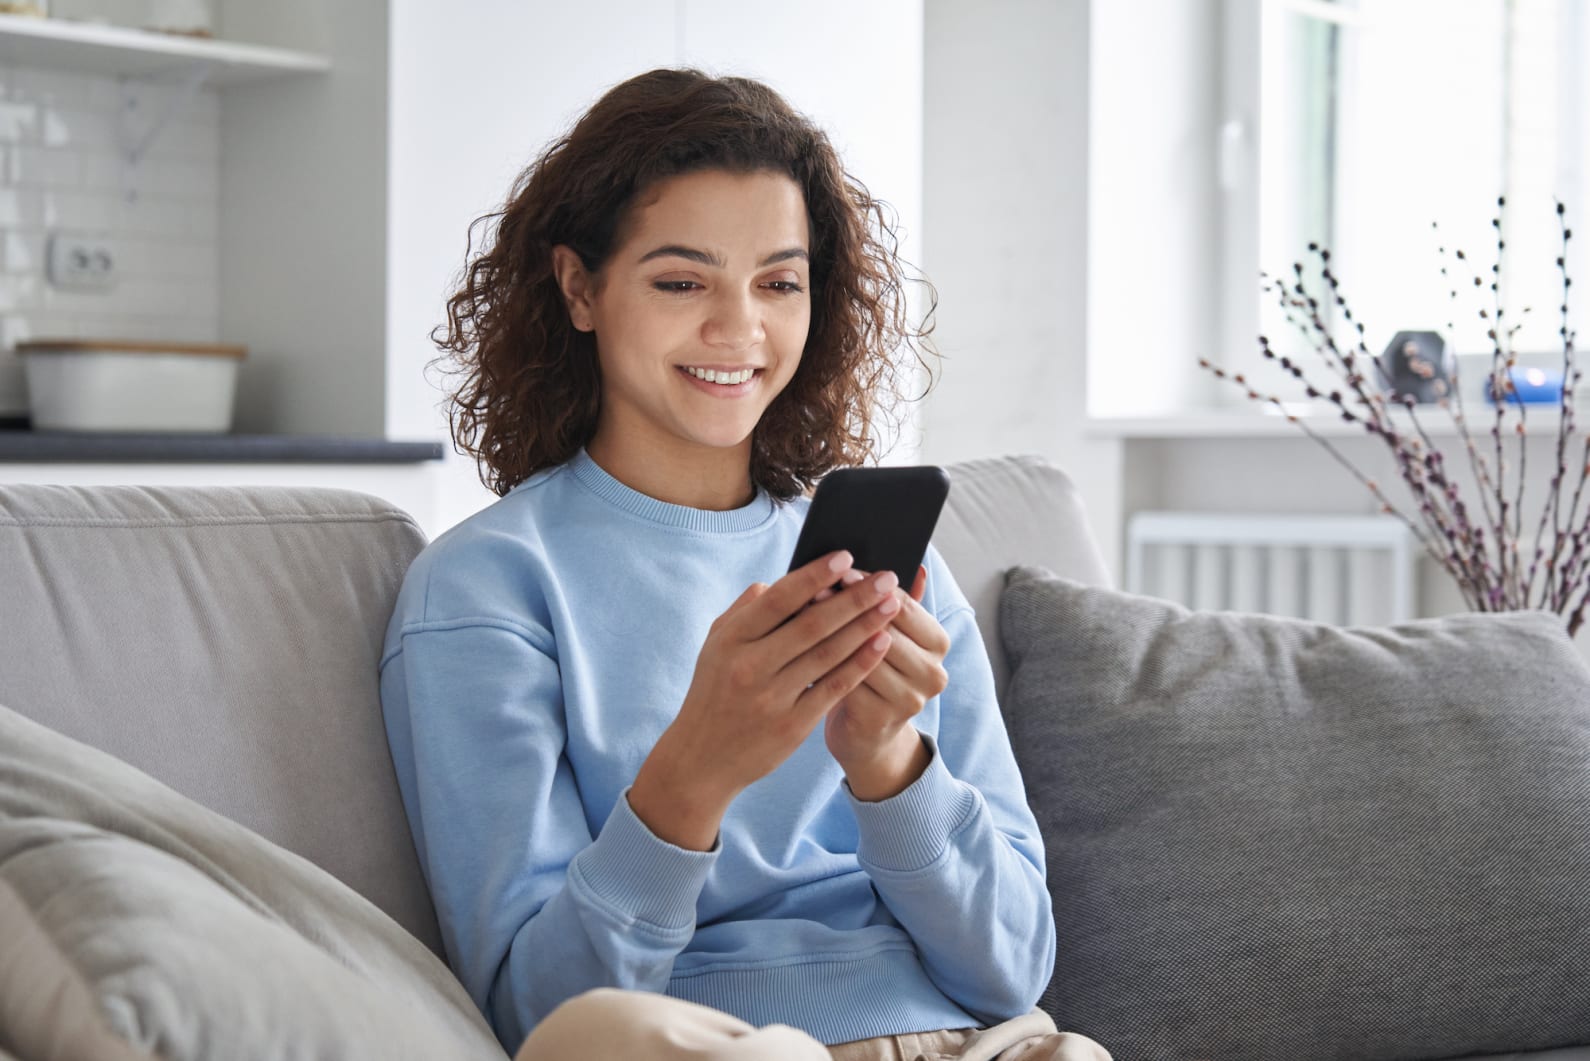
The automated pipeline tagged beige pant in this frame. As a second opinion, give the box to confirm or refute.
[515,988,1113,1061]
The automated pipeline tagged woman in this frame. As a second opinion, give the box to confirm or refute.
[379,68,1110,1061]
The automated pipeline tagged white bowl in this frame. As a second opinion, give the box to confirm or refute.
[18,339,246,433]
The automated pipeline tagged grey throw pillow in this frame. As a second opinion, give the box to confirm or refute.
[0,703,506,1061]
[999,567,1590,1061]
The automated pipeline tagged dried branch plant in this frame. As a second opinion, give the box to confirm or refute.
[1200,199,1589,632]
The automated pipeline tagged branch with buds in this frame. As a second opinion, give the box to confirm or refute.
[1200,198,1587,633]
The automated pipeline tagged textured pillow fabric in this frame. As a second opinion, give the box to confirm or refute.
[0,484,442,956]
[999,568,1590,1061]
[0,703,506,1061]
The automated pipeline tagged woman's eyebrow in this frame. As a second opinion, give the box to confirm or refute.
[635,245,809,267]
[638,244,722,267]
[759,248,809,266]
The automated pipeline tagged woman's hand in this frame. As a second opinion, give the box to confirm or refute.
[628,551,903,850]
[824,566,949,801]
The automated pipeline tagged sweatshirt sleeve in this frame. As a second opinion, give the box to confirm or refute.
[379,614,717,1053]
[844,553,1056,1024]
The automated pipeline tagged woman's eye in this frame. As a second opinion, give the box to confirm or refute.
[652,279,803,294]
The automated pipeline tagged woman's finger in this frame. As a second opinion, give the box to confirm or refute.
[853,621,949,715]
[727,581,770,614]
[764,569,899,664]
[778,588,901,692]
[813,568,866,604]
[882,591,951,656]
[833,675,897,729]
[732,551,855,640]
[793,628,892,722]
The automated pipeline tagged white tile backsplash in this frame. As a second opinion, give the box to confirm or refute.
[0,230,35,273]
[41,186,114,229]
[0,189,39,227]
[0,101,40,142]
[0,57,219,417]
[12,144,83,185]
[10,67,121,109]
[36,107,117,150]
[0,275,39,312]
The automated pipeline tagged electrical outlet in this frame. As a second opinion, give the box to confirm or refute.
[46,231,119,293]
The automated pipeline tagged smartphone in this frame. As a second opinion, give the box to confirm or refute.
[787,466,952,590]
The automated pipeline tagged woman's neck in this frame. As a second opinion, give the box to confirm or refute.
[584,434,757,511]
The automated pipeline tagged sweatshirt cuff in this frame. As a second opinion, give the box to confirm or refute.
[848,734,981,873]
[568,787,718,931]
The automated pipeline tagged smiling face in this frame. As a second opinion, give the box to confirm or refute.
[553,168,812,501]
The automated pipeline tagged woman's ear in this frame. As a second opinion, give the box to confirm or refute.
[550,245,597,333]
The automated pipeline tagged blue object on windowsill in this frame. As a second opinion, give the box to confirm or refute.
[1485,367,1565,405]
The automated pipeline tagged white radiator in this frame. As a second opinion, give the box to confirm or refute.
[1126,512,1417,625]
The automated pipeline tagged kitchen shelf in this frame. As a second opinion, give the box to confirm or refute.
[0,431,444,464]
[0,13,329,83]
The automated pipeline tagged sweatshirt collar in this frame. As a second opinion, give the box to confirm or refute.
[568,449,777,533]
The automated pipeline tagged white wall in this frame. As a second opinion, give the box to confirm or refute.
[386,0,925,536]
[385,2,672,534]
[918,0,1124,577]
[218,0,387,437]
[1087,0,1222,419]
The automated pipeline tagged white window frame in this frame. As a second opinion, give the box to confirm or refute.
[1217,0,1589,409]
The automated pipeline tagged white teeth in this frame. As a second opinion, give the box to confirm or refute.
[686,367,754,385]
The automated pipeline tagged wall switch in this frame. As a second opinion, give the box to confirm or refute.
[46,231,120,293]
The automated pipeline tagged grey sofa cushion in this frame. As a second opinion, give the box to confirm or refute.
[0,701,505,1061]
[999,568,1590,1061]
[0,484,440,956]
[934,455,1112,702]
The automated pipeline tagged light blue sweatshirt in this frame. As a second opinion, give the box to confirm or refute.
[378,450,1055,1052]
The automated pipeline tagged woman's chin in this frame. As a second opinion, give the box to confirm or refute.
[683,421,761,452]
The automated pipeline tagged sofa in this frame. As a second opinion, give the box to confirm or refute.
[1,454,1588,1061]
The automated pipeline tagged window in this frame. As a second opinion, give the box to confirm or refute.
[1228,0,1588,404]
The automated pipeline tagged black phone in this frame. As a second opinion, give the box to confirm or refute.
[787,466,952,590]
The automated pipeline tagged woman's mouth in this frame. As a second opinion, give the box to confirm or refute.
[678,365,760,395]
[681,366,757,385]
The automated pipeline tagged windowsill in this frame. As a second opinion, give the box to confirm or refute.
[1085,404,1579,440]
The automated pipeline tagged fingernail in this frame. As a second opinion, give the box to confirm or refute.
[814,587,835,602]
[842,569,866,585]
[870,631,892,652]
[828,551,852,573]
[875,571,899,594]
[878,596,901,616]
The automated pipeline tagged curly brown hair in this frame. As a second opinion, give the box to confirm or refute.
[432,67,936,501]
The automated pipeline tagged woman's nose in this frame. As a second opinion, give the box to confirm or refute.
[703,291,765,350]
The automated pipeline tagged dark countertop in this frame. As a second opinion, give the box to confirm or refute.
[0,430,446,464]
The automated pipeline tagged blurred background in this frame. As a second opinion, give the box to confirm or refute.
[2,0,1587,629]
